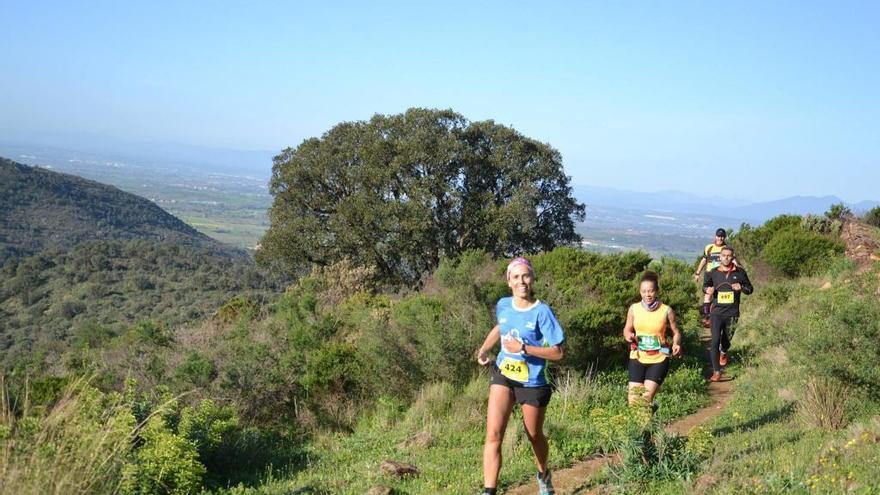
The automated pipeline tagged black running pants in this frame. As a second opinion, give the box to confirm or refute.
[709,315,737,372]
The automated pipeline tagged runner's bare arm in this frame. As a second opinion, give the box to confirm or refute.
[739,270,754,294]
[622,305,636,343]
[476,325,500,364]
[667,308,683,357]
[693,257,707,280]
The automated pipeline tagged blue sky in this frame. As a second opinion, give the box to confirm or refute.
[1,1,878,201]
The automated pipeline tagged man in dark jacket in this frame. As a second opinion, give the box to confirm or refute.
[703,246,753,382]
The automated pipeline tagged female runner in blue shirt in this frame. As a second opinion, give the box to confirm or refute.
[476,257,565,495]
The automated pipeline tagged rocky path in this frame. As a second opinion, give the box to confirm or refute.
[841,219,880,270]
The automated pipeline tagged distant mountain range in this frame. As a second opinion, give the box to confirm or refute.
[571,184,879,224]
[0,157,245,262]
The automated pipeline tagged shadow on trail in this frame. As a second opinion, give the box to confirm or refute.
[711,402,796,437]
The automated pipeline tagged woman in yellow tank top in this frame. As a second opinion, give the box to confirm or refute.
[622,272,682,406]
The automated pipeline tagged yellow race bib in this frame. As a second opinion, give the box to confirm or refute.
[718,291,734,304]
[499,356,529,382]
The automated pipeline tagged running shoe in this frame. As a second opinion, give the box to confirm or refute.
[719,352,728,366]
[709,371,722,382]
[536,470,555,495]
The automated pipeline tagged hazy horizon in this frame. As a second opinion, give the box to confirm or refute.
[4,137,878,209]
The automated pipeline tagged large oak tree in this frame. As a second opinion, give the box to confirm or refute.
[258,108,585,286]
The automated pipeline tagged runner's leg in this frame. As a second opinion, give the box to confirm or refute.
[628,381,645,405]
[709,315,723,372]
[719,317,732,354]
[483,384,515,489]
[642,380,660,402]
[521,404,549,475]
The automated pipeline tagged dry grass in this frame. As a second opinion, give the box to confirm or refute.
[0,376,136,495]
[760,346,788,367]
[797,375,849,430]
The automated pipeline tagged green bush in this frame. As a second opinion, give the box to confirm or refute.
[801,214,843,235]
[392,295,478,385]
[730,214,802,260]
[129,321,174,347]
[825,202,852,220]
[121,416,206,495]
[213,296,258,323]
[761,228,845,277]
[863,206,880,228]
[214,338,300,428]
[179,399,239,456]
[72,320,115,349]
[301,342,369,428]
[433,249,505,306]
[174,352,216,387]
[177,399,268,486]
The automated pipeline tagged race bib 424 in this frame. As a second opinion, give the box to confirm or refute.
[499,357,529,382]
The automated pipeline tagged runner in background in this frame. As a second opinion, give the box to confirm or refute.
[703,246,753,382]
[623,272,682,409]
[694,228,737,327]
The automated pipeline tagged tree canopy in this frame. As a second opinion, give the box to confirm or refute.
[258,108,586,286]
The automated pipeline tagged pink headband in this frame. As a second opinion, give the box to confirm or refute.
[506,257,534,279]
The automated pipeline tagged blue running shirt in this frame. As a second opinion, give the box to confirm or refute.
[494,297,565,387]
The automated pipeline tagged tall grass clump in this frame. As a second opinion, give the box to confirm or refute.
[797,375,849,429]
[0,376,136,495]
[595,394,714,494]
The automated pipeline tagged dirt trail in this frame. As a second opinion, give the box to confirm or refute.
[504,329,733,495]
[665,371,733,437]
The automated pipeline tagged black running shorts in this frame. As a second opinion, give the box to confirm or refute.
[489,366,553,407]
[628,358,671,386]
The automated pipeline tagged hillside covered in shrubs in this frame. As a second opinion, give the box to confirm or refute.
[2,209,878,494]
[0,157,242,262]
[0,157,288,370]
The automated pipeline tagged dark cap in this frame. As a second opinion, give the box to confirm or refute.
[715,228,727,237]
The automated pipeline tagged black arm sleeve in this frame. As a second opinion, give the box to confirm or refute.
[739,270,754,295]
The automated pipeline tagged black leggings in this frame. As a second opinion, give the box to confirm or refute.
[709,315,738,372]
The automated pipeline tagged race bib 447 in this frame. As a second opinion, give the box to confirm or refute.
[499,357,529,382]
[718,291,734,304]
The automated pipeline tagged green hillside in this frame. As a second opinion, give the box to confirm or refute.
[0,157,242,261]
[0,157,286,368]
[0,239,285,367]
